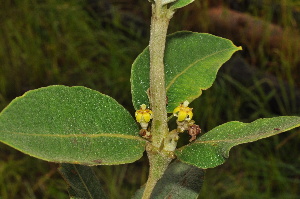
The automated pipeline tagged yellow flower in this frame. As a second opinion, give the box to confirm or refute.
[135,104,152,123]
[173,100,193,122]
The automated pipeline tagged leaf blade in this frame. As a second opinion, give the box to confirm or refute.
[132,160,205,199]
[0,85,146,165]
[59,163,108,199]
[131,31,241,112]
[176,116,300,169]
[169,0,195,10]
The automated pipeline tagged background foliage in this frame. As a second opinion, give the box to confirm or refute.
[0,0,300,198]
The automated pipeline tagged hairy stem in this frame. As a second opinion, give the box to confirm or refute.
[142,144,172,199]
[142,1,175,199]
[149,1,174,148]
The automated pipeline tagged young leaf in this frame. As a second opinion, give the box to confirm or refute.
[0,85,146,165]
[176,116,300,169]
[132,160,205,199]
[131,31,241,112]
[59,163,108,199]
[169,0,194,10]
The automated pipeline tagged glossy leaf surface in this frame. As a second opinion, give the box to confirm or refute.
[176,116,300,169]
[131,31,241,112]
[132,160,204,199]
[0,85,146,165]
[59,163,107,199]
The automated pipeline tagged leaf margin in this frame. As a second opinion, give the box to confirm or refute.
[0,85,147,165]
[175,116,300,169]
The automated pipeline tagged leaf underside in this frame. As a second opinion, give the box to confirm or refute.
[131,31,241,112]
[162,0,177,6]
[0,85,146,165]
[59,163,108,199]
[176,116,300,169]
[132,160,205,199]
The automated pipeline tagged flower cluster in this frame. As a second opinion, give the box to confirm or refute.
[172,100,200,142]
[135,101,200,142]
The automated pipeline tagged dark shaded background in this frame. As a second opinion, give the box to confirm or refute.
[0,0,300,198]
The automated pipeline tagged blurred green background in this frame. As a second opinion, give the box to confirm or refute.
[1,0,300,198]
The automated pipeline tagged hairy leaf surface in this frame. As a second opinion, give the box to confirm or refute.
[0,85,146,165]
[176,116,300,169]
[131,31,241,112]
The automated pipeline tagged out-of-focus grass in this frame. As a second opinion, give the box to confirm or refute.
[0,0,300,198]
[193,72,300,198]
[0,0,148,110]
[173,1,300,198]
[0,144,67,198]
[0,0,148,198]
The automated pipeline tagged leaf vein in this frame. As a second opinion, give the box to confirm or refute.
[2,131,145,141]
[166,47,237,91]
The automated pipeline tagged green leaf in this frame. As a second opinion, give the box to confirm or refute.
[131,31,241,112]
[132,160,205,199]
[0,85,146,165]
[59,163,108,199]
[176,116,300,169]
[169,0,194,10]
